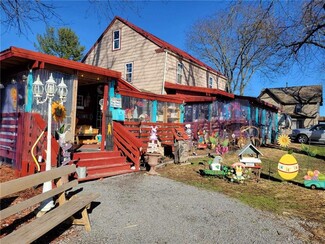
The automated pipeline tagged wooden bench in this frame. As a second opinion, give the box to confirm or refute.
[0,164,100,243]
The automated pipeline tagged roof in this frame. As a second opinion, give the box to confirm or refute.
[82,16,227,79]
[0,46,139,92]
[235,95,279,111]
[238,143,263,157]
[164,81,234,99]
[259,85,323,105]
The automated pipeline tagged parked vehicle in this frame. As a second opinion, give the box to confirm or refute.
[304,180,325,190]
[289,124,325,144]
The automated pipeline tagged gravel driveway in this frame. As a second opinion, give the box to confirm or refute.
[66,173,308,244]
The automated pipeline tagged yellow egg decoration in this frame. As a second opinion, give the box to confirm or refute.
[278,154,299,180]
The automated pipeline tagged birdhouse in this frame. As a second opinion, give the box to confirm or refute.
[238,143,263,167]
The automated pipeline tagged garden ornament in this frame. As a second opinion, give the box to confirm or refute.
[277,154,299,180]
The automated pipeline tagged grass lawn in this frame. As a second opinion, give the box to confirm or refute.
[157,144,325,242]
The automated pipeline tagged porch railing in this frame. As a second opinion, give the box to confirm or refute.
[1,112,60,177]
[123,121,187,152]
[113,121,143,170]
[0,113,19,167]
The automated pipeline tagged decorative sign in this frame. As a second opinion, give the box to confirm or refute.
[110,97,122,108]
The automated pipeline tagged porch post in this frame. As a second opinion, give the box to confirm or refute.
[100,83,109,151]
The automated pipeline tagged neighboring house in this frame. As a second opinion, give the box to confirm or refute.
[258,85,323,129]
[82,16,228,95]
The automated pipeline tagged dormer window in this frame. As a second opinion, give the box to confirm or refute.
[177,62,183,84]
[113,30,120,50]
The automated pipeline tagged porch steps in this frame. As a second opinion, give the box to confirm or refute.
[71,150,135,181]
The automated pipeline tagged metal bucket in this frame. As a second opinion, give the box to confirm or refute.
[76,167,87,178]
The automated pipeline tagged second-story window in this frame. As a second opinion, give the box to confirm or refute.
[125,63,133,82]
[113,30,120,50]
[209,77,213,88]
[177,62,183,84]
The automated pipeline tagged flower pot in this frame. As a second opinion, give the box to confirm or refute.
[146,153,161,175]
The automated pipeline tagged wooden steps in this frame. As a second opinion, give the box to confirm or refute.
[71,150,137,181]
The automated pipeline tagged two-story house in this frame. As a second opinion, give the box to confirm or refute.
[82,16,228,95]
[258,85,323,129]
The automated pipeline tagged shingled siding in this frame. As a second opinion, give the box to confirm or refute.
[84,20,166,94]
[164,52,227,91]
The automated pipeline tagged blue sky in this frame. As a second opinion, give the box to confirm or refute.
[1,0,324,115]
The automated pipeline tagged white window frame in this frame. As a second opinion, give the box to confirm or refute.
[209,76,213,88]
[125,62,133,82]
[113,30,120,50]
[177,62,183,84]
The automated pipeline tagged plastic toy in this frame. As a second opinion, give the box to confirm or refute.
[304,180,325,190]
[303,170,325,189]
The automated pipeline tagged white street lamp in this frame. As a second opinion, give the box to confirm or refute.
[32,73,68,213]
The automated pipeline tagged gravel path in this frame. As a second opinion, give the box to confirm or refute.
[65,173,308,244]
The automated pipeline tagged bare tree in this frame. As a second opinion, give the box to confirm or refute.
[186,1,288,95]
[1,0,141,36]
[0,0,61,35]
[281,0,325,54]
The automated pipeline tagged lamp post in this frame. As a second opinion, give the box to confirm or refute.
[32,73,68,212]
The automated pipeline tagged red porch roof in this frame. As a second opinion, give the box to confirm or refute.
[164,81,234,100]
[0,46,139,92]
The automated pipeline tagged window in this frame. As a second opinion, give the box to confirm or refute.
[209,77,213,88]
[113,30,120,50]
[177,62,183,83]
[295,104,302,113]
[125,63,133,82]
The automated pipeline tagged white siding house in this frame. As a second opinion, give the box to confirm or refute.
[83,16,228,95]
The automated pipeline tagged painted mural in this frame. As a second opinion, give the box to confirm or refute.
[1,83,25,113]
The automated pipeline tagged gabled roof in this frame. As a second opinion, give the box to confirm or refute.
[82,16,226,79]
[259,85,323,105]
[238,143,263,157]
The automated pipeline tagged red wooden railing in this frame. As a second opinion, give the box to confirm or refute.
[113,121,143,170]
[123,121,187,153]
[0,113,19,166]
[2,112,60,177]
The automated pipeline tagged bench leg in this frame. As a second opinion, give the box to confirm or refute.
[71,206,91,231]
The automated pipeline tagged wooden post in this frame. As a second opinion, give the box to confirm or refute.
[105,110,113,151]
[101,83,109,151]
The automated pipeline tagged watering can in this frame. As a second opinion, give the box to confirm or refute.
[96,134,102,143]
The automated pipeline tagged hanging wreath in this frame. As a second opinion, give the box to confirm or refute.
[52,101,67,123]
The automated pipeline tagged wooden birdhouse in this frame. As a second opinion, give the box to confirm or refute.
[238,143,263,167]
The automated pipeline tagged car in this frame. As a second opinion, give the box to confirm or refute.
[289,124,325,144]
[304,180,325,190]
